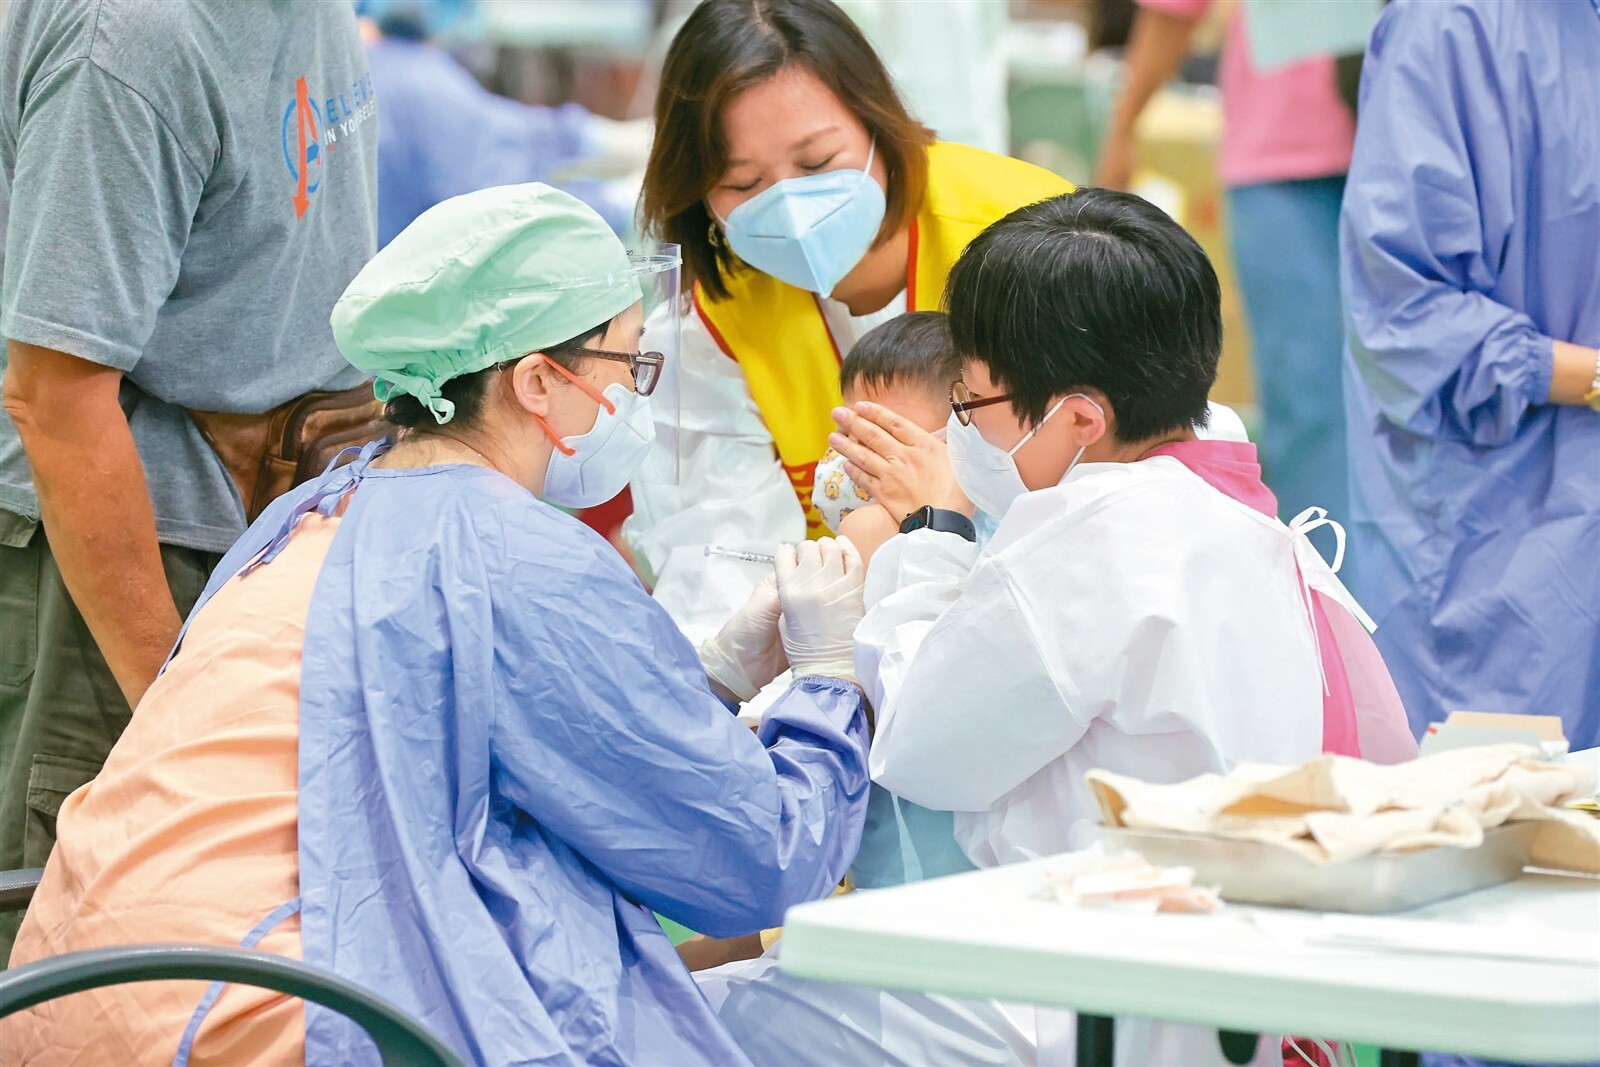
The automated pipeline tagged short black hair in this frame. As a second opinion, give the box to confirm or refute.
[384,316,617,430]
[944,188,1219,442]
[840,311,961,398]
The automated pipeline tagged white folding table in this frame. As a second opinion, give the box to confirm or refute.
[782,842,1600,1066]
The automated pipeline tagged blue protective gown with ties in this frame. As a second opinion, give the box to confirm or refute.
[1340,0,1600,752]
[180,447,871,1066]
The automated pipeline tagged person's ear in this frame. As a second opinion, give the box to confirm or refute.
[506,354,558,417]
[1063,393,1110,451]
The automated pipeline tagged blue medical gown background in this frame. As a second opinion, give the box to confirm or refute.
[1341,0,1600,753]
[366,37,615,246]
[181,458,870,1065]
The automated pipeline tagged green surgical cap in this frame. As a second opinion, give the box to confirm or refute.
[332,183,643,424]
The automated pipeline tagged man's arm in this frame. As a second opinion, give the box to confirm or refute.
[0,56,214,706]
[3,342,179,707]
[1095,5,1203,190]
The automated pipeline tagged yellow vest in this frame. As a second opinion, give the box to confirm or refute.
[694,142,1071,536]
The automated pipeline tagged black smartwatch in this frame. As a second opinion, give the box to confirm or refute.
[898,506,977,543]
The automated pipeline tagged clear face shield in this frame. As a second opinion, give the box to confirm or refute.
[627,244,682,487]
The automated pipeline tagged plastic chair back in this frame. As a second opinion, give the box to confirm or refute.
[0,943,465,1067]
[0,868,41,913]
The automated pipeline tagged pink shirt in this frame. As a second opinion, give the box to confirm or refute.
[1139,0,1355,186]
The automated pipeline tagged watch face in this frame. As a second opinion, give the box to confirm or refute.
[900,508,930,533]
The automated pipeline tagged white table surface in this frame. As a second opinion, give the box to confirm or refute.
[781,749,1600,1064]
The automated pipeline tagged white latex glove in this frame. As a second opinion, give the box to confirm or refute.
[698,574,787,703]
[776,536,865,681]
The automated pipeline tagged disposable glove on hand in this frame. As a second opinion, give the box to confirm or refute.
[698,573,786,703]
[776,536,865,682]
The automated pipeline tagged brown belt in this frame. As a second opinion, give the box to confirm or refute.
[187,384,392,523]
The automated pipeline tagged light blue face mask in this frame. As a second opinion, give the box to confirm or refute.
[719,140,886,297]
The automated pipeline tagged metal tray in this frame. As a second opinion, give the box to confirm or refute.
[1099,822,1541,914]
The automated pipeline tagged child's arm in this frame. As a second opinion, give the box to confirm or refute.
[838,504,902,566]
[675,933,766,971]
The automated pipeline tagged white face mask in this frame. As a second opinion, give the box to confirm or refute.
[541,382,655,509]
[945,394,1101,519]
[811,447,875,533]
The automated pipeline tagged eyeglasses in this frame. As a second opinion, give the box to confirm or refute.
[949,380,1014,426]
[574,348,665,397]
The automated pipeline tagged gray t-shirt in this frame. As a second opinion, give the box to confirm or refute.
[0,0,377,552]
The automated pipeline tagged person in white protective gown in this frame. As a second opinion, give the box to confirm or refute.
[620,0,1078,646]
[611,0,1248,643]
[624,0,1249,650]
[719,188,1410,1067]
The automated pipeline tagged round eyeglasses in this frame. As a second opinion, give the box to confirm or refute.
[949,380,1014,426]
[574,347,665,397]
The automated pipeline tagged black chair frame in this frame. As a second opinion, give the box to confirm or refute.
[0,867,41,913]
[0,943,465,1067]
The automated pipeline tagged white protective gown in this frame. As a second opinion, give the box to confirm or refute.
[859,455,1333,864]
[624,298,1250,647]
[624,294,903,646]
[854,454,1356,1066]
[699,448,1319,1067]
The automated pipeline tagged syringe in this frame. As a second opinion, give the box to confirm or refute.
[703,545,776,565]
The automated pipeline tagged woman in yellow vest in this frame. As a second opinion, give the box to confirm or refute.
[624,0,1070,643]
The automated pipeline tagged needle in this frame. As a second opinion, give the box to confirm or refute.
[704,547,777,563]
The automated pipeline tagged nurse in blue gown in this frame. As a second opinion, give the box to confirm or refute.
[1340,0,1600,756]
[203,183,871,1064]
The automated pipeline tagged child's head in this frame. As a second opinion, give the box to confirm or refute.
[813,311,960,532]
[839,311,961,433]
[943,188,1220,490]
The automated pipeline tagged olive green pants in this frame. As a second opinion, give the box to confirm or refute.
[0,513,219,964]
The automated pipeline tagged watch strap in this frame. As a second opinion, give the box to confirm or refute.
[899,506,977,543]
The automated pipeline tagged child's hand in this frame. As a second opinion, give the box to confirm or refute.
[829,402,974,522]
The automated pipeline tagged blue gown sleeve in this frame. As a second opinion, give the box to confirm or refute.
[1339,2,1554,447]
[487,512,871,938]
